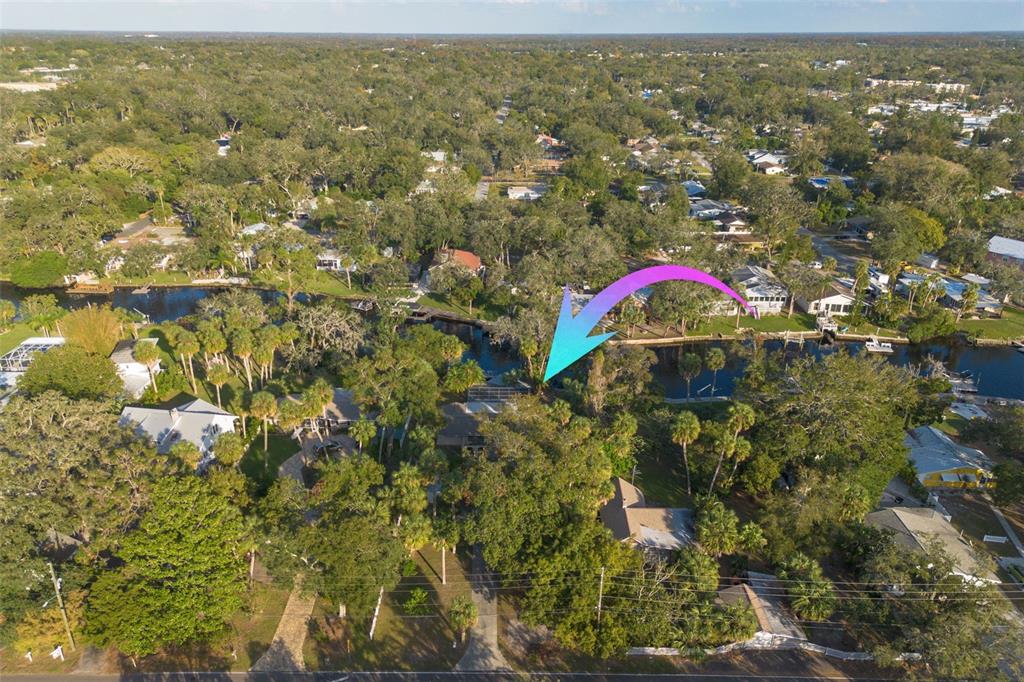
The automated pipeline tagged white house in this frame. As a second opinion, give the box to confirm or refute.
[109,338,161,398]
[120,398,237,458]
[731,265,789,316]
[796,282,856,316]
[508,185,546,201]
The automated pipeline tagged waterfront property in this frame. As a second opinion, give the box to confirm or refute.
[120,397,237,458]
[905,425,993,490]
[109,338,162,398]
[795,282,855,316]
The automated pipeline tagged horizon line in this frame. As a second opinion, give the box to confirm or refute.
[3,29,1024,37]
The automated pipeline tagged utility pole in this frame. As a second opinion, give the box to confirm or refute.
[47,562,76,652]
[596,565,606,626]
[368,586,385,640]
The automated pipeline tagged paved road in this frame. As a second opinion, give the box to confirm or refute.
[991,504,1024,558]
[5,651,896,681]
[806,230,868,276]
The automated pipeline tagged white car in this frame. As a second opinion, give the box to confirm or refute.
[809,260,823,269]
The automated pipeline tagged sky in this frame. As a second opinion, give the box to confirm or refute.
[0,0,1022,35]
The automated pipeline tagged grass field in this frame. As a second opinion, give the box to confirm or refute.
[0,322,37,354]
[303,546,472,671]
[240,432,299,492]
[959,306,1024,340]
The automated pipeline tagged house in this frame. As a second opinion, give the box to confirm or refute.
[315,249,357,275]
[282,387,362,439]
[746,150,788,175]
[431,248,483,274]
[905,425,993,490]
[0,337,66,388]
[713,212,750,235]
[754,160,786,176]
[599,477,695,554]
[436,401,503,450]
[421,150,447,172]
[865,507,997,583]
[241,222,270,237]
[689,199,734,220]
[109,338,161,398]
[938,280,1003,317]
[915,253,940,269]
[508,185,546,201]
[728,265,789,316]
[795,281,855,316]
[716,576,806,646]
[681,180,707,197]
[120,398,237,458]
[987,235,1024,270]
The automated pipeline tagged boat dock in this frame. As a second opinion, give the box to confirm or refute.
[66,282,114,294]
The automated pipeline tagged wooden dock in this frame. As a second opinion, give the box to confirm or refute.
[66,282,114,294]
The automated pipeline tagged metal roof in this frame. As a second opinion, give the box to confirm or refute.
[0,337,65,373]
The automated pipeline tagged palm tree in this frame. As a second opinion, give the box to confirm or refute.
[707,428,737,494]
[727,402,756,439]
[305,378,334,438]
[206,363,232,409]
[705,348,726,397]
[729,436,753,482]
[350,419,377,454]
[174,330,201,394]
[671,411,701,496]
[133,340,161,394]
[250,391,278,452]
[679,352,702,399]
[213,432,246,469]
[231,328,255,390]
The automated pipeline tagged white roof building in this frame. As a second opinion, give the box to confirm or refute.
[120,398,236,457]
[508,185,546,201]
[109,338,161,398]
[988,235,1024,266]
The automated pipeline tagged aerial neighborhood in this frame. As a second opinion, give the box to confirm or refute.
[0,29,1023,680]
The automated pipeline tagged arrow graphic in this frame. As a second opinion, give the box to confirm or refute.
[542,264,760,382]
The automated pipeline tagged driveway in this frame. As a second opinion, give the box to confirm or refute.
[453,547,511,672]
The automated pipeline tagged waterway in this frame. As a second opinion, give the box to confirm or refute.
[3,283,1023,401]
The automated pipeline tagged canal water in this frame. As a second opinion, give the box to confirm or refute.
[3,283,1022,400]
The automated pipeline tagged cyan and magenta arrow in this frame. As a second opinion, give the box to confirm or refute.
[542,264,760,382]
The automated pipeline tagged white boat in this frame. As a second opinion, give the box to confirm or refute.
[865,337,894,354]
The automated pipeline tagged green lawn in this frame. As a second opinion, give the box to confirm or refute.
[688,312,818,336]
[0,322,37,354]
[303,546,471,671]
[240,432,300,492]
[959,306,1024,340]
[225,583,293,670]
[105,271,194,286]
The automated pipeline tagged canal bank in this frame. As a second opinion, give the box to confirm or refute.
[3,282,1023,401]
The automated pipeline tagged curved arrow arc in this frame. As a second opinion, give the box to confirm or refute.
[543,265,759,382]
[575,264,759,332]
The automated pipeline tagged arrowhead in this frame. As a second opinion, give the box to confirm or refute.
[542,287,616,382]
